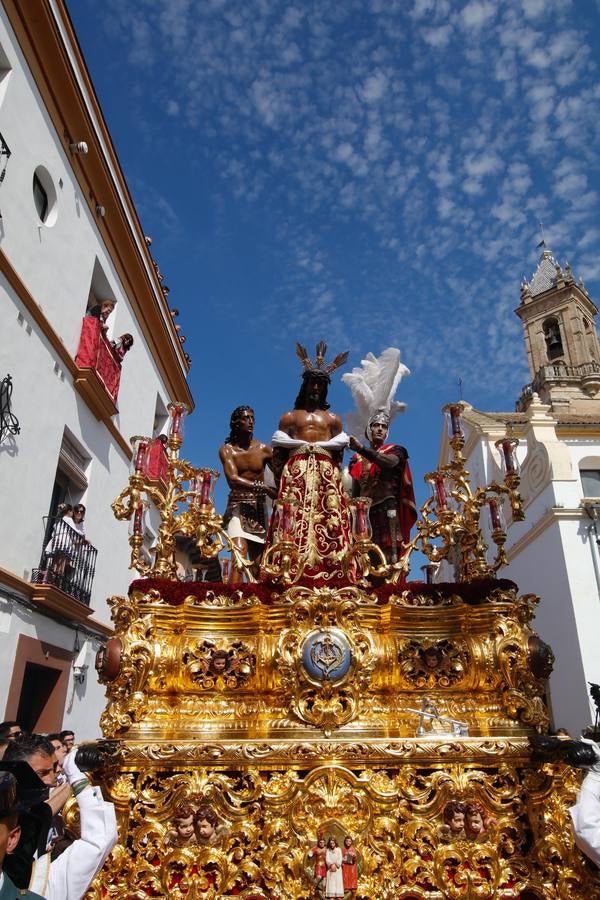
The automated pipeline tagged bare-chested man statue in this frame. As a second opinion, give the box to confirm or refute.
[264,342,352,580]
[219,406,275,582]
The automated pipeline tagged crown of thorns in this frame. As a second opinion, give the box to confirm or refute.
[295,341,349,380]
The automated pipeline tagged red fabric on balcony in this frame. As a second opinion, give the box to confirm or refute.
[147,439,169,486]
[75,316,121,403]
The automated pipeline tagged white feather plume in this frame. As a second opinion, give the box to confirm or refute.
[342,347,410,437]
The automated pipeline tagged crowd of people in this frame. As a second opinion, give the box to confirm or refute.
[0,721,116,899]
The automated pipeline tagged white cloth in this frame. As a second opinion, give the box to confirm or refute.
[43,785,118,900]
[569,742,600,868]
[63,515,86,537]
[226,507,265,545]
[325,846,344,898]
[30,753,118,900]
[271,430,349,450]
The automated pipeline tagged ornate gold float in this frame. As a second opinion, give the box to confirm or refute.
[89,402,600,899]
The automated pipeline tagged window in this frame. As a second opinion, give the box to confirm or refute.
[0,40,12,109]
[153,394,168,437]
[32,165,57,226]
[33,173,48,220]
[580,469,600,498]
[543,317,563,361]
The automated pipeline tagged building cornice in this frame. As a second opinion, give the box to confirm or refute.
[2,0,193,410]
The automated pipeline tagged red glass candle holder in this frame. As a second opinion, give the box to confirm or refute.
[496,436,519,477]
[221,558,230,583]
[128,502,147,537]
[351,497,373,541]
[488,498,504,532]
[430,475,447,509]
[445,404,463,438]
[167,402,189,439]
[130,436,151,474]
[281,499,294,541]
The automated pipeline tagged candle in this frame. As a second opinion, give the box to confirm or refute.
[134,440,148,473]
[282,501,293,539]
[434,476,447,509]
[502,439,517,474]
[449,406,462,437]
[200,471,211,505]
[356,500,369,538]
[170,405,182,437]
[221,559,230,582]
[489,498,502,531]
[133,505,144,536]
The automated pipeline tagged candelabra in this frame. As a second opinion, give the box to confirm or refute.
[407,403,524,581]
[112,403,255,581]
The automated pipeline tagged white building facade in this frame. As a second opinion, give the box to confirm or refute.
[0,1,192,737]
[436,249,600,738]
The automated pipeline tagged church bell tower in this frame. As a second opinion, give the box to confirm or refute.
[516,247,600,412]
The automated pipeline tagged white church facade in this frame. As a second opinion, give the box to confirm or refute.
[437,248,600,738]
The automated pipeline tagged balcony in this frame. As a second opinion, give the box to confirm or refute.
[31,518,98,609]
[74,316,122,419]
[516,360,600,411]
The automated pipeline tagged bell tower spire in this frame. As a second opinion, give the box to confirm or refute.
[516,244,600,412]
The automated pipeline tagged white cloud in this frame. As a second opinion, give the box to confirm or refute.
[460,1,496,29]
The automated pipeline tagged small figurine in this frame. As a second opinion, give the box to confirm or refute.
[464,801,496,839]
[341,834,358,896]
[325,836,344,899]
[307,836,327,890]
[195,805,228,845]
[438,800,467,841]
[165,804,197,848]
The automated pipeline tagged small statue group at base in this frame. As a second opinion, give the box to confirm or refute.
[307,833,359,898]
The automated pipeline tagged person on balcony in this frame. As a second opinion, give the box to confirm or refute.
[110,334,134,361]
[87,300,115,335]
[44,505,73,578]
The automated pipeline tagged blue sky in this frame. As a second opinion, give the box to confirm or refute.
[70,0,600,523]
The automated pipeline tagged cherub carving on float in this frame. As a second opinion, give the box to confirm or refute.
[343,348,416,567]
[219,406,275,583]
[438,799,496,843]
[261,342,350,581]
[195,805,228,845]
[438,800,467,842]
[165,804,199,848]
[464,801,497,840]
[185,641,254,690]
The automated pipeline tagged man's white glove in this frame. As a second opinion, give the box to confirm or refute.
[61,748,87,786]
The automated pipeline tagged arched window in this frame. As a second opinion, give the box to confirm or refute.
[543,317,564,361]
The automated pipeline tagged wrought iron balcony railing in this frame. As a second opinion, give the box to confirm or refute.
[31,517,98,606]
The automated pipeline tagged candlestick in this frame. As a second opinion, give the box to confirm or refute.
[449,405,463,437]
[489,498,502,531]
[434,476,447,509]
[200,471,212,506]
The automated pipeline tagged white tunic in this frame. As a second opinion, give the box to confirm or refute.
[325,846,344,898]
